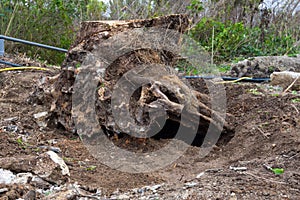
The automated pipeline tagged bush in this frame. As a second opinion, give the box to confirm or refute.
[189,17,300,63]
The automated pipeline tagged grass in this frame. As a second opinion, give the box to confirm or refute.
[291,98,300,103]
[248,88,263,96]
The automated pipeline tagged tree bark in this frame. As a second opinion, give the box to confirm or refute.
[48,14,229,144]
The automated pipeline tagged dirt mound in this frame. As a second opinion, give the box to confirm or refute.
[0,61,300,199]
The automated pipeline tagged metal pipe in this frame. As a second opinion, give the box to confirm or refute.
[0,60,22,67]
[0,39,4,56]
[0,35,68,53]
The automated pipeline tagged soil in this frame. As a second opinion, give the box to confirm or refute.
[0,60,300,199]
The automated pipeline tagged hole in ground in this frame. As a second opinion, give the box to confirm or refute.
[107,119,235,153]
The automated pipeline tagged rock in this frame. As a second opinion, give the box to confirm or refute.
[230,192,237,200]
[0,188,8,194]
[38,146,61,153]
[184,181,198,188]
[33,111,48,119]
[146,184,162,191]
[23,190,36,200]
[12,173,33,184]
[270,71,300,90]
[33,111,49,128]
[229,55,300,78]
[0,169,15,184]
[33,151,70,184]
[2,125,18,133]
[0,151,69,185]
[45,151,70,176]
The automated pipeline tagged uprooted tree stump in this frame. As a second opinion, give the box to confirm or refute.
[48,14,231,147]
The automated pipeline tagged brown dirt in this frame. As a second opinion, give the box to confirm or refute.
[0,64,299,199]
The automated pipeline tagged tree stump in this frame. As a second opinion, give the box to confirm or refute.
[49,14,229,146]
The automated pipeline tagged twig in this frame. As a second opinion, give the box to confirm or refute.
[283,76,299,94]
[256,127,270,138]
[290,104,299,114]
[241,171,287,185]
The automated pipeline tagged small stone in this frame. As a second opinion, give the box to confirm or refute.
[33,111,48,119]
[230,192,237,200]
[0,188,8,193]
[184,182,198,188]
[23,190,36,200]
[137,188,145,193]
[148,184,162,191]
[196,172,205,178]
[46,151,70,176]
[12,172,33,184]
[117,194,130,199]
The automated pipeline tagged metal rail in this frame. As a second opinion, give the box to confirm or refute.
[0,35,68,53]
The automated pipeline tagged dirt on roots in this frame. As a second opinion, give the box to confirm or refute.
[0,63,299,199]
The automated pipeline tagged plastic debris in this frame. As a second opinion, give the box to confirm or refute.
[229,166,248,171]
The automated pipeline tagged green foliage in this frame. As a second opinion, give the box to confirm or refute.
[189,17,300,63]
[271,168,284,175]
[248,88,263,95]
[187,0,203,13]
[0,0,82,64]
[292,98,300,103]
[1,0,299,66]
[86,165,97,171]
[0,0,108,65]
[86,0,107,20]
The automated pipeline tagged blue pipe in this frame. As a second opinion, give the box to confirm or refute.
[0,59,22,67]
[0,35,68,53]
[184,76,270,82]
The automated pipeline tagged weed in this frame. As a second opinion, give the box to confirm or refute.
[86,165,97,171]
[271,93,280,97]
[291,98,300,103]
[248,88,262,95]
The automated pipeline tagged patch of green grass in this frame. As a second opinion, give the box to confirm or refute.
[291,90,298,95]
[291,98,300,103]
[218,65,231,73]
[272,168,284,175]
[86,165,97,171]
[63,157,75,162]
[16,137,28,149]
[271,93,280,97]
[248,88,263,95]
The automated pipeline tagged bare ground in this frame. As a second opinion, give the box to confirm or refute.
[0,63,299,199]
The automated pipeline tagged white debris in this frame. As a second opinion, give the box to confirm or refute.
[229,166,248,171]
[196,172,205,178]
[12,173,33,184]
[46,151,70,176]
[33,111,48,118]
[0,168,15,184]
